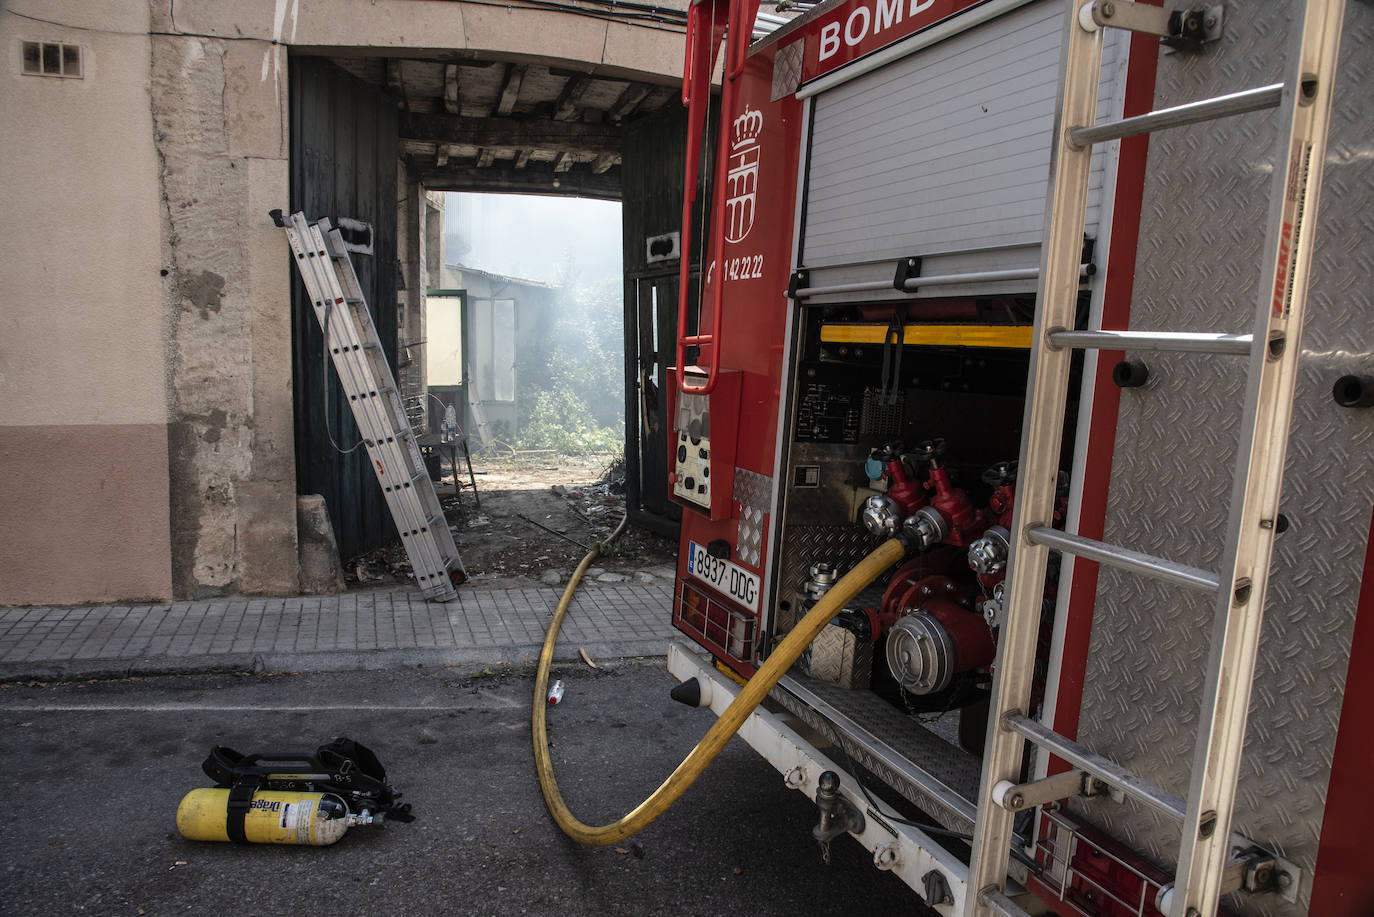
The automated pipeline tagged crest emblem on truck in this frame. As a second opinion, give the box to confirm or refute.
[725,106,764,244]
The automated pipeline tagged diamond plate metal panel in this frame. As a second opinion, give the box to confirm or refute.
[1070,6,1374,915]
[773,671,981,831]
[776,524,879,631]
[734,468,773,567]
[733,467,773,512]
[771,40,804,102]
[804,623,873,689]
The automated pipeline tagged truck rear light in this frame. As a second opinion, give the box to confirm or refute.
[680,584,706,630]
[676,580,756,664]
[1034,805,1173,917]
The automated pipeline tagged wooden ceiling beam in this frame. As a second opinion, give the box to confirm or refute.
[553,74,593,121]
[386,59,409,111]
[416,159,621,201]
[443,63,460,114]
[399,111,622,156]
[495,64,527,116]
[608,83,652,122]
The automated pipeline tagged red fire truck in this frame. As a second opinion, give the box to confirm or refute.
[660,1,1371,914]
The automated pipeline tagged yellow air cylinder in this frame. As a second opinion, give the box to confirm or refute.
[176,788,350,846]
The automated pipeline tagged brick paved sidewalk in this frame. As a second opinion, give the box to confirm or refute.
[0,577,677,681]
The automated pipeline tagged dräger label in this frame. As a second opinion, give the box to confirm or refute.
[687,541,761,612]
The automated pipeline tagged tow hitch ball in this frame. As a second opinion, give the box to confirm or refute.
[812,770,866,864]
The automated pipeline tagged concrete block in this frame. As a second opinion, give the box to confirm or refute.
[297,495,346,596]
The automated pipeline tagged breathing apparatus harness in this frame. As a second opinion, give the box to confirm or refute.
[201,737,413,843]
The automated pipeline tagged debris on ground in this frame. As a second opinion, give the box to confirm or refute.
[343,452,676,590]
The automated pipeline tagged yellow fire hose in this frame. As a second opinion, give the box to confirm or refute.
[532,529,908,846]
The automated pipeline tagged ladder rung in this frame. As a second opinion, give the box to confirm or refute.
[1005,715,1187,822]
[1048,329,1253,355]
[1025,525,1220,593]
[980,888,1033,917]
[1069,83,1283,148]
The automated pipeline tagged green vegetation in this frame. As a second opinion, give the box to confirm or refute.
[516,272,625,455]
[518,390,623,455]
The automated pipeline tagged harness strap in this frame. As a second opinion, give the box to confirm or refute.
[199,737,411,830]
[202,745,245,786]
[225,777,259,844]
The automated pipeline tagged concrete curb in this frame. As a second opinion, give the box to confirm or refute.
[0,639,670,683]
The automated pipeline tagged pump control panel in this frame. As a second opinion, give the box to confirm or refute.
[674,432,712,508]
[667,367,740,521]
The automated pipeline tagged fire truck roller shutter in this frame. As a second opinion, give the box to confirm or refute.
[800,0,1123,303]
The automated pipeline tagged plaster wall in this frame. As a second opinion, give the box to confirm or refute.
[0,0,173,604]
[3,0,683,605]
[155,0,687,82]
[150,20,298,599]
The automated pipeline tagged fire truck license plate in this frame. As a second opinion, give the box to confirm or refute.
[687,541,761,612]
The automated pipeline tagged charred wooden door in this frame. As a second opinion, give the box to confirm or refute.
[289,57,400,559]
[623,106,706,536]
[629,273,680,522]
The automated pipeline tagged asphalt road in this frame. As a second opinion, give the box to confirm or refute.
[0,661,934,916]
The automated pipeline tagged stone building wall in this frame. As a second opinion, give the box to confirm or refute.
[0,0,684,603]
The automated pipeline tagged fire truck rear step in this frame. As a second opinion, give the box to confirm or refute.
[668,642,983,914]
[774,670,981,832]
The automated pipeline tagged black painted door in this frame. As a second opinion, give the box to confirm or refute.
[289,57,399,559]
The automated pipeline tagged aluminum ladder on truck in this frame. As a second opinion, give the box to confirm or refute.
[965,3,1344,916]
[274,210,467,603]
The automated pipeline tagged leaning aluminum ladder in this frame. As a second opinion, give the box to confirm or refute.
[964,2,1344,915]
[274,210,467,602]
